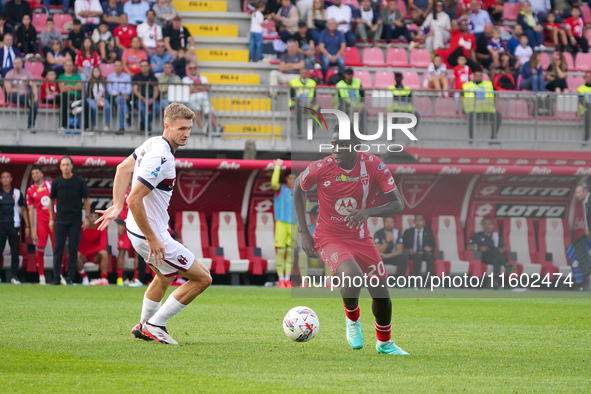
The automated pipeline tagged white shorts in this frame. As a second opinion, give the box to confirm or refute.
[128,229,195,277]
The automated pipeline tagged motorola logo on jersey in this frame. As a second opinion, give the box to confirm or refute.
[335,197,357,216]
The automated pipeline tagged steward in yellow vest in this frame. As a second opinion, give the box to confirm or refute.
[462,68,502,141]
[577,71,591,141]
[290,68,317,136]
[335,68,365,112]
[387,72,420,134]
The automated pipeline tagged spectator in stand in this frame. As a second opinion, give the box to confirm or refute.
[289,68,316,135]
[403,213,435,278]
[114,14,138,56]
[45,39,71,76]
[137,10,163,56]
[77,211,109,286]
[487,27,509,79]
[4,0,31,28]
[124,0,151,26]
[75,0,103,34]
[172,47,197,78]
[4,57,38,131]
[41,69,60,104]
[91,22,116,63]
[293,21,316,69]
[44,0,70,14]
[326,0,356,47]
[40,18,62,55]
[0,14,14,44]
[545,52,568,92]
[150,39,173,75]
[318,18,346,81]
[353,0,382,47]
[58,60,83,130]
[85,66,111,131]
[544,11,568,52]
[453,54,472,93]
[182,61,223,133]
[15,14,39,61]
[267,0,300,42]
[475,23,494,69]
[336,68,365,124]
[408,0,432,26]
[122,36,148,75]
[417,0,451,53]
[506,24,523,61]
[566,6,589,54]
[467,0,491,40]
[307,0,327,44]
[249,1,265,62]
[462,67,501,140]
[0,171,29,285]
[517,1,546,50]
[269,38,304,95]
[67,19,86,58]
[483,0,503,25]
[530,0,552,23]
[553,0,573,21]
[163,15,195,59]
[132,59,159,131]
[514,34,533,72]
[0,33,20,77]
[381,0,412,46]
[423,54,449,93]
[374,217,407,278]
[388,72,419,130]
[102,0,125,31]
[520,50,544,91]
[106,60,132,133]
[157,62,180,108]
[438,19,478,69]
[75,37,101,80]
[578,71,591,141]
[153,0,177,28]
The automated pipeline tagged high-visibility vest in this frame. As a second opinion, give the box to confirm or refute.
[335,78,362,108]
[577,84,591,116]
[388,85,413,112]
[462,80,496,113]
[289,78,316,108]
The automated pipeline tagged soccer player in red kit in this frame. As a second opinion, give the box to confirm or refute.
[26,166,54,285]
[116,187,141,287]
[78,211,110,285]
[293,128,409,355]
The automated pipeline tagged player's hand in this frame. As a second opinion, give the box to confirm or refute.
[95,205,122,231]
[31,229,38,243]
[147,236,165,266]
[273,158,283,168]
[25,227,30,239]
[301,232,317,257]
[345,207,369,229]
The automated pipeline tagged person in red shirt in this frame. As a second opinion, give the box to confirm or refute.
[115,187,141,286]
[26,166,54,285]
[453,54,473,90]
[41,70,60,105]
[437,19,479,69]
[294,129,408,355]
[75,37,102,80]
[565,7,590,54]
[77,211,109,285]
[114,13,138,56]
[544,11,568,52]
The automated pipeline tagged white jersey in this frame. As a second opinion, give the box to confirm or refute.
[126,136,176,237]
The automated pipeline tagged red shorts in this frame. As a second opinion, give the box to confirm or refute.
[118,226,132,250]
[80,252,98,263]
[36,221,54,249]
[314,235,387,280]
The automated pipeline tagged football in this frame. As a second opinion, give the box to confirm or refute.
[282,306,320,342]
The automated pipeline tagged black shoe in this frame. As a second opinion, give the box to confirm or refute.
[131,323,153,341]
[49,279,61,285]
[116,128,124,135]
[126,117,131,127]
[66,278,74,286]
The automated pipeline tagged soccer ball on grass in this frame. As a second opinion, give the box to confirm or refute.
[282,306,319,342]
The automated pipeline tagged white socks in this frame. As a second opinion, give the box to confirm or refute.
[147,293,186,327]
[140,295,162,325]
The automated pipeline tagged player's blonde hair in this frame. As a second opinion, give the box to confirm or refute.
[164,103,196,125]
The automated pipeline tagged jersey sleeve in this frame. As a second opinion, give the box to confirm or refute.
[300,162,319,192]
[375,160,397,193]
[136,152,170,191]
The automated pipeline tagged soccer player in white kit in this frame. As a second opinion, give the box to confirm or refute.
[96,103,212,345]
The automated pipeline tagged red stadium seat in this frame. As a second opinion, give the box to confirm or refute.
[175,211,223,272]
[409,48,431,69]
[432,215,476,276]
[563,52,574,70]
[316,94,335,109]
[0,87,7,107]
[342,0,360,9]
[413,96,433,116]
[32,13,48,34]
[372,70,395,88]
[567,75,584,92]
[397,0,409,18]
[502,3,520,22]
[362,47,385,67]
[343,47,363,66]
[54,14,73,34]
[587,28,591,42]
[386,47,409,67]
[24,61,44,79]
[325,69,338,82]
[211,211,258,282]
[401,71,420,88]
[247,212,276,274]
[506,99,533,120]
[353,69,372,87]
[540,52,550,69]
[538,218,571,276]
[582,5,591,24]
[434,98,461,118]
[575,53,591,71]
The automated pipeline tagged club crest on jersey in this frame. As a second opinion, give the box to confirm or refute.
[361,174,369,186]
[378,162,386,170]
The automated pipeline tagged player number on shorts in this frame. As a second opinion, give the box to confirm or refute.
[367,261,386,277]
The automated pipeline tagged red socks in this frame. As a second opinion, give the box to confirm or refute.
[133,268,138,280]
[344,303,360,322]
[117,268,123,279]
[101,272,108,279]
[375,323,392,342]
[36,250,45,276]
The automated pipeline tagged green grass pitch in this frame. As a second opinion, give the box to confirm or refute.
[1,285,590,392]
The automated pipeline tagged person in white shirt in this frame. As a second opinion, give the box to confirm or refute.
[420,1,451,53]
[467,0,491,39]
[326,0,356,46]
[514,34,533,71]
[75,0,103,34]
[96,103,212,345]
[249,1,265,62]
[423,54,449,93]
[182,62,223,134]
[137,10,163,55]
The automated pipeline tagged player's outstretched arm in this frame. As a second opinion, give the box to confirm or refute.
[346,189,405,229]
[294,175,316,257]
[96,155,136,231]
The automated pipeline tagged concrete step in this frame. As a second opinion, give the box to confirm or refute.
[195,48,249,62]
[174,1,228,12]
[197,61,277,85]
[186,24,239,37]
[180,12,250,36]
[193,36,249,50]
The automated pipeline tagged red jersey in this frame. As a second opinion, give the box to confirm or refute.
[26,180,52,223]
[483,0,497,9]
[300,152,397,240]
[120,188,131,221]
[113,25,138,48]
[543,22,561,41]
[75,50,101,69]
[79,226,107,255]
[454,64,472,90]
[450,30,477,58]
[565,17,585,38]
[41,81,59,103]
